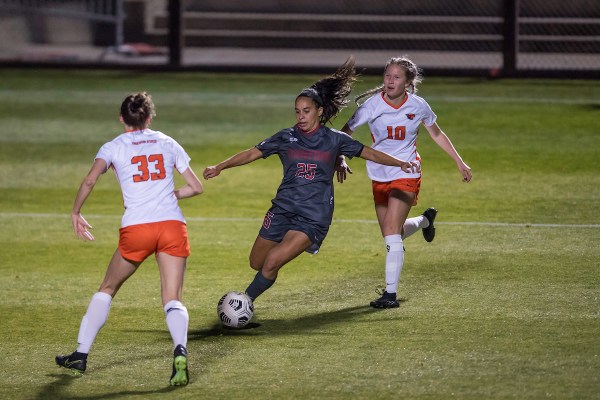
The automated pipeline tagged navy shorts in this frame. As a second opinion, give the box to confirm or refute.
[259,205,329,254]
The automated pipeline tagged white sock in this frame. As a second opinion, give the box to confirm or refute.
[402,215,428,239]
[384,234,404,294]
[164,300,189,349]
[77,292,112,354]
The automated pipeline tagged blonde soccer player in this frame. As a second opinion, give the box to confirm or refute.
[337,56,472,308]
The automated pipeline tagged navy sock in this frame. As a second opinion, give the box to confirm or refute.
[245,271,275,301]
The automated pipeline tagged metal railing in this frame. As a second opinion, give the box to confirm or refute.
[0,0,124,46]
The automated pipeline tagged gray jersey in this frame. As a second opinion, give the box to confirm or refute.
[256,124,364,226]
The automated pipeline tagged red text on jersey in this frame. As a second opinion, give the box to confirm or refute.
[131,154,166,182]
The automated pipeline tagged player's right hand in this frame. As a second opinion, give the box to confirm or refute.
[72,213,95,241]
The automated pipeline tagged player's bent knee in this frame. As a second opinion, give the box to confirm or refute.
[261,260,282,278]
[249,258,262,271]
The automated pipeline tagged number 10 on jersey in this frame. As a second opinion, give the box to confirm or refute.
[386,126,406,141]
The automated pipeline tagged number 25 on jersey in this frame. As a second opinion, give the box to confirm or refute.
[131,154,166,182]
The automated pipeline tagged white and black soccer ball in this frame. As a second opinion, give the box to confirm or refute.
[217,291,254,328]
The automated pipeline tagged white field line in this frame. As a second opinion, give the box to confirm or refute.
[0,89,597,107]
[0,212,598,229]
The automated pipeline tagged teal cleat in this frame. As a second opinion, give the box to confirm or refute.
[170,345,189,386]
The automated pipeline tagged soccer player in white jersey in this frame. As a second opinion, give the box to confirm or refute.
[338,56,472,308]
[55,92,203,386]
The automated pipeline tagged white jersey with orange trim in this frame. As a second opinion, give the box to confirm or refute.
[95,129,191,228]
[345,92,437,181]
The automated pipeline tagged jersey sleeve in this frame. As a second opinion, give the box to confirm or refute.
[345,96,375,131]
[95,141,114,168]
[170,139,191,174]
[420,99,437,127]
[256,129,287,158]
[337,131,364,159]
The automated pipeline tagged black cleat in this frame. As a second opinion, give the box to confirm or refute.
[422,207,438,243]
[170,344,189,386]
[56,351,87,375]
[370,290,400,309]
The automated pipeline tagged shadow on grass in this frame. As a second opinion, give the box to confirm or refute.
[188,303,405,339]
[40,356,177,400]
[38,373,179,400]
[38,303,406,398]
[182,303,408,371]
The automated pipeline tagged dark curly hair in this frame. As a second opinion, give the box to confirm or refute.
[297,56,358,125]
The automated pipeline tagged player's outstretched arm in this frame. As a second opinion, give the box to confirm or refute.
[359,146,420,174]
[71,158,107,241]
[203,147,263,179]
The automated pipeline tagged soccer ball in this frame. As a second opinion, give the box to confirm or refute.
[217,291,254,328]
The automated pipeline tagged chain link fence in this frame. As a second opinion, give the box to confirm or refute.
[0,0,125,62]
[0,0,597,77]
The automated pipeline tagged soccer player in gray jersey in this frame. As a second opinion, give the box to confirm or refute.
[203,57,419,306]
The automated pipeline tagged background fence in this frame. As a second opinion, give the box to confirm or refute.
[0,0,124,58]
[0,0,598,78]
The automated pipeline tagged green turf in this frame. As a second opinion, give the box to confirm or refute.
[0,69,598,399]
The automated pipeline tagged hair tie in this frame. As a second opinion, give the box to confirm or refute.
[298,87,323,106]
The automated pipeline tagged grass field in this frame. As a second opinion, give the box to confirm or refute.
[0,69,599,399]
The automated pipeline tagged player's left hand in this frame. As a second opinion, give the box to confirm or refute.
[400,161,421,174]
[457,161,472,182]
[203,166,220,179]
[335,156,353,183]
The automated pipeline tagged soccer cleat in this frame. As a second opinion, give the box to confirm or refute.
[421,207,438,243]
[370,290,400,309]
[170,344,189,386]
[55,351,87,375]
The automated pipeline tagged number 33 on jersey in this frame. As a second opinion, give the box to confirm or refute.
[95,129,191,227]
[132,154,166,182]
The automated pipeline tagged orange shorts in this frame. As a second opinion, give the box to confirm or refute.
[372,178,421,206]
[119,220,190,263]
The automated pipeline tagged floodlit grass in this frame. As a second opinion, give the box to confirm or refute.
[0,69,599,399]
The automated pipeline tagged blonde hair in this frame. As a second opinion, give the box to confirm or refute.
[355,56,423,105]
